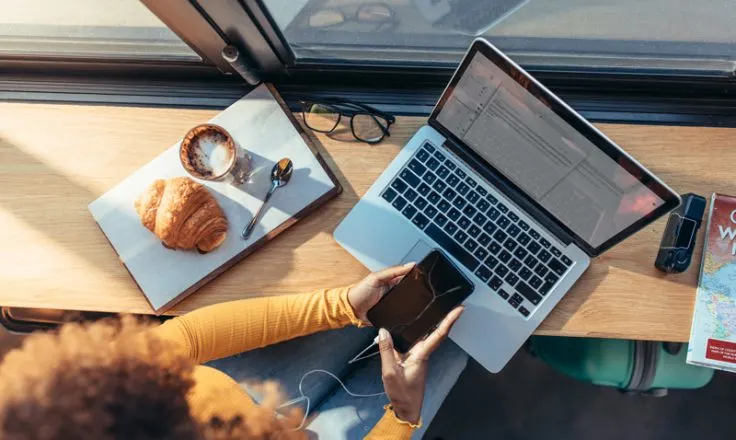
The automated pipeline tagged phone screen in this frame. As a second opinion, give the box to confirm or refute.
[367,250,474,353]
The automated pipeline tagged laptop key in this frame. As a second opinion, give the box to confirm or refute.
[467,191,480,204]
[416,149,430,162]
[513,247,528,260]
[477,186,488,197]
[382,188,397,203]
[407,159,426,177]
[412,213,429,229]
[483,221,497,234]
[444,159,456,170]
[456,182,470,196]
[425,157,440,171]
[433,180,447,193]
[529,275,543,289]
[509,258,522,272]
[518,220,529,231]
[424,224,479,272]
[516,282,541,305]
[524,254,539,269]
[428,191,441,204]
[497,202,509,214]
[509,294,523,308]
[452,196,466,209]
[519,267,533,280]
[422,172,437,185]
[495,264,509,277]
[561,255,573,266]
[448,208,461,221]
[455,168,467,179]
[392,196,407,210]
[442,188,457,201]
[468,224,481,237]
[539,282,553,296]
[534,264,548,277]
[424,205,438,219]
[507,225,521,238]
[474,247,488,261]
[464,240,478,253]
[489,276,503,291]
[485,255,499,269]
[455,230,468,243]
[475,265,492,283]
[462,205,477,218]
[458,216,471,230]
[497,216,510,229]
[527,241,541,255]
[415,197,428,210]
[540,238,551,249]
[447,174,460,187]
[436,166,450,179]
[550,246,562,258]
[435,214,448,227]
[478,233,491,246]
[518,306,530,317]
[399,169,420,187]
[444,222,458,235]
[433,150,445,161]
[404,188,418,202]
[548,258,566,276]
[545,272,559,285]
[497,288,510,300]
[402,205,417,219]
[465,176,477,188]
[508,212,519,222]
[505,272,519,286]
[517,232,530,246]
[493,229,508,243]
[391,179,407,193]
[417,183,431,196]
[503,239,517,252]
[473,212,487,226]
[529,229,541,240]
[487,207,500,221]
[423,142,436,153]
[438,199,451,212]
[538,250,552,263]
[498,250,512,263]
[477,199,490,212]
[488,241,502,255]
[487,194,498,205]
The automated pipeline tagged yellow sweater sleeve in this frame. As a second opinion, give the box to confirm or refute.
[151,286,361,364]
[365,409,416,440]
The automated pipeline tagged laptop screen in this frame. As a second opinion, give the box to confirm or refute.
[431,40,679,255]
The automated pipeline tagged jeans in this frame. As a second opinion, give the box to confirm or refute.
[209,327,468,439]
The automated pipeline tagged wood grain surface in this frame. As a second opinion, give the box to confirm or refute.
[0,102,729,341]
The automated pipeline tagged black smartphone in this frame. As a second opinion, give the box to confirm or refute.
[366,250,474,353]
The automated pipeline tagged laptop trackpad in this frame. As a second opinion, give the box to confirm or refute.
[400,240,433,265]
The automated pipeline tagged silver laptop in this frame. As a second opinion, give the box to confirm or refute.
[334,38,680,373]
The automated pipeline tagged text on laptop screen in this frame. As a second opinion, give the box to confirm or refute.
[436,52,666,248]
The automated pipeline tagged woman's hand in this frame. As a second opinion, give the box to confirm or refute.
[347,263,415,326]
[378,306,464,425]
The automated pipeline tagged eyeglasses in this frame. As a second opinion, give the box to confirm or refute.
[308,3,397,32]
[299,98,395,144]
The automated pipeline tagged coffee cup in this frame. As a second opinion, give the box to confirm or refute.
[179,124,251,185]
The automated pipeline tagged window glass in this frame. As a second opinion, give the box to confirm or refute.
[0,0,199,61]
[264,0,736,70]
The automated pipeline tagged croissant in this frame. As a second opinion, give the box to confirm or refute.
[134,177,228,253]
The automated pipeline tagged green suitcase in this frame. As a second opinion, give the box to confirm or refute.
[528,336,714,395]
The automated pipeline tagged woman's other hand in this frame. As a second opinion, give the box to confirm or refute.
[347,263,415,326]
[378,306,464,425]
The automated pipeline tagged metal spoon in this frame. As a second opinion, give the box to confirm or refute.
[242,158,293,240]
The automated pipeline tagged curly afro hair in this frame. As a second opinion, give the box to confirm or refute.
[0,316,305,440]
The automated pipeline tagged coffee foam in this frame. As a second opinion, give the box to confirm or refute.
[181,126,235,178]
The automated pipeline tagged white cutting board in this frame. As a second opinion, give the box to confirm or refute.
[89,84,338,313]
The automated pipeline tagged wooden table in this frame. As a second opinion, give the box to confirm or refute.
[0,102,730,341]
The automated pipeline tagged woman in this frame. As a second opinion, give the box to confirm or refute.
[0,264,463,439]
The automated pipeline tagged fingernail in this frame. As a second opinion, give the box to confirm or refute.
[379,328,389,341]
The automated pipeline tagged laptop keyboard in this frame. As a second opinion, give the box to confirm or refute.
[381,142,574,318]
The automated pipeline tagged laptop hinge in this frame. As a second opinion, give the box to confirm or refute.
[438,134,575,247]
